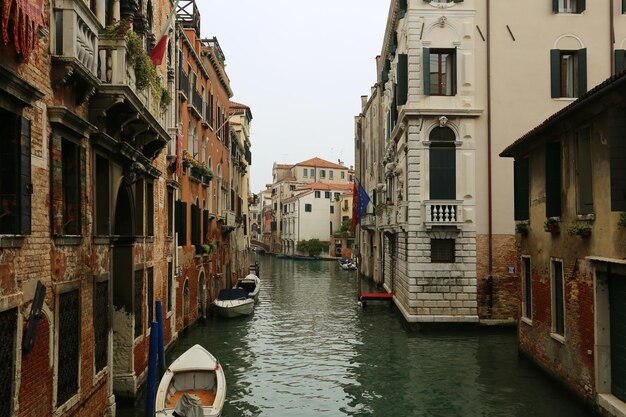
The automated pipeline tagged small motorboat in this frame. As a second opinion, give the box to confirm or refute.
[212,288,255,318]
[236,274,261,302]
[340,262,357,271]
[292,255,318,261]
[155,344,226,417]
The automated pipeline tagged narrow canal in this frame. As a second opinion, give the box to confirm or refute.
[120,255,596,417]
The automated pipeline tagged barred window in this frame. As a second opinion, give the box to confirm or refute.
[0,308,17,417]
[431,239,455,263]
[57,290,79,406]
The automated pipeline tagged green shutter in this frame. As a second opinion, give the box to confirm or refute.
[397,54,408,105]
[545,142,562,218]
[579,0,586,12]
[398,0,407,18]
[452,48,458,95]
[514,158,530,221]
[576,128,593,215]
[453,0,464,3]
[20,117,31,235]
[578,48,587,95]
[552,0,559,12]
[423,48,430,95]
[615,50,625,75]
[609,107,626,211]
[550,49,561,98]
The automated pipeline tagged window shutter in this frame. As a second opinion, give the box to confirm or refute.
[79,146,86,236]
[578,0,586,12]
[552,0,559,12]
[514,158,530,221]
[398,0,407,18]
[576,128,593,215]
[615,50,625,75]
[550,49,561,98]
[453,0,464,2]
[423,48,431,95]
[609,107,626,211]
[452,48,458,95]
[545,142,562,218]
[429,147,456,200]
[203,209,209,242]
[382,59,390,87]
[578,48,587,95]
[51,134,64,235]
[20,117,32,234]
[397,54,408,106]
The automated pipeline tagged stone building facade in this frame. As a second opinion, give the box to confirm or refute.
[355,0,626,324]
[501,71,626,417]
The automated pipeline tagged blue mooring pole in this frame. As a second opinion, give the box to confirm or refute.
[146,321,158,417]
[155,300,165,376]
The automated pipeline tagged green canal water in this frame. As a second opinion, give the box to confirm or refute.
[120,255,597,417]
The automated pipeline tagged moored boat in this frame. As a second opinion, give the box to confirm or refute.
[155,344,226,417]
[292,255,318,261]
[212,288,255,318]
[236,274,261,302]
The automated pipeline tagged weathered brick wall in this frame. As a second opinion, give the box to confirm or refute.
[476,234,520,320]
[519,259,595,400]
[18,317,53,417]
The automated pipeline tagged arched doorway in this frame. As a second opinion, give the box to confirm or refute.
[198,272,206,319]
[111,184,136,395]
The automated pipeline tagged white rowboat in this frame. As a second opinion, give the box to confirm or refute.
[236,274,261,302]
[212,288,255,318]
[155,344,226,417]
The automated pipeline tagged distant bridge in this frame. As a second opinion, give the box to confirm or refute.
[250,239,270,252]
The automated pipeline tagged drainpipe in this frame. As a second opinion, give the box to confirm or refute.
[610,0,615,75]
[486,0,494,316]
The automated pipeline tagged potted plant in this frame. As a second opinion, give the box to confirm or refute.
[544,218,560,233]
[567,224,592,237]
[619,212,626,228]
[515,223,529,235]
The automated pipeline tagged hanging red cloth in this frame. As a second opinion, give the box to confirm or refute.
[2,0,45,64]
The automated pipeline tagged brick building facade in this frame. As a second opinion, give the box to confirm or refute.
[0,0,251,416]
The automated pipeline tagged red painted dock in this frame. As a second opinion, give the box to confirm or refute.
[359,293,394,301]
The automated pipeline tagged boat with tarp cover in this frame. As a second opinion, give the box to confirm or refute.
[212,288,255,318]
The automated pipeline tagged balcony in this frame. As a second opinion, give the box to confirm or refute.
[189,90,203,119]
[52,0,100,96]
[221,210,236,232]
[424,200,463,229]
[89,34,170,160]
[360,214,376,230]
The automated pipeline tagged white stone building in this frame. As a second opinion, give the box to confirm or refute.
[356,0,626,324]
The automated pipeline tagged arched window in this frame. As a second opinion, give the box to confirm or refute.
[429,126,456,200]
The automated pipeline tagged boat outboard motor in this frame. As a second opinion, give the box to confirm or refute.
[173,393,203,417]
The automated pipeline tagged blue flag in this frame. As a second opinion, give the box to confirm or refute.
[356,179,371,225]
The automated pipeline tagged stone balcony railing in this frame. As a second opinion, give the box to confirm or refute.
[53,0,100,83]
[361,213,376,230]
[424,200,463,229]
[97,34,166,126]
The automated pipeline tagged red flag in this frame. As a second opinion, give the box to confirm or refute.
[351,181,358,234]
[150,34,168,66]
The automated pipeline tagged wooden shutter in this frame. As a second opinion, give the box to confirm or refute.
[453,0,464,2]
[576,128,593,215]
[79,146,86,235]
[553,261,564,335]
[552,0,559,12]
[423,48,431,95]
[545,142,562,218]
[382,59,390,87]
[429,147,456,200]
[578,0,586,12]
[550,49,561,98]
[451,48,458,95]
[398,0,407,18]
[20,117,32,234]
[578,48,587,95]
[397,54,408,106]
[609,107,626,211]
[615,50,625,75]
[513,158,530,221]
[175,200,187,246]
[202,209,209,242]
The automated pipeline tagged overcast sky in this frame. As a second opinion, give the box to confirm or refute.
[197,1,390,193]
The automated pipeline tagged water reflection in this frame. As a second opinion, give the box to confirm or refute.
[119,255,596,417]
